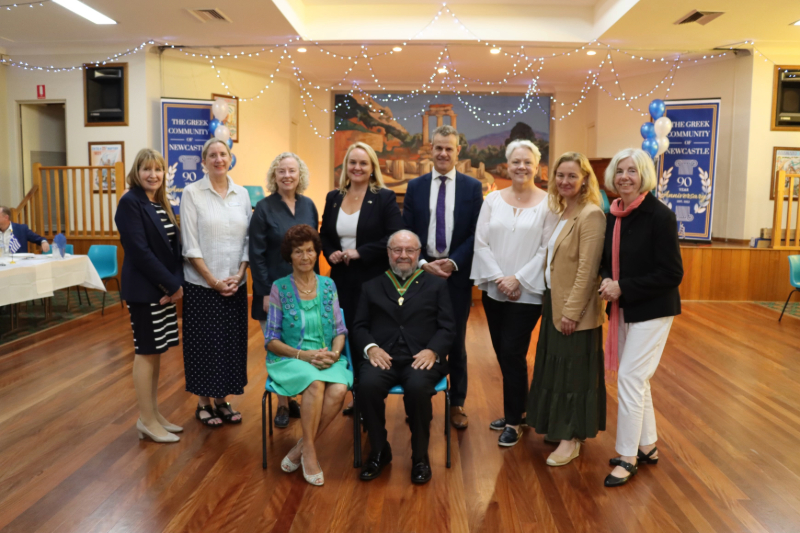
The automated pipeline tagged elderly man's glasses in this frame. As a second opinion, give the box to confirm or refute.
[388,247,421,255]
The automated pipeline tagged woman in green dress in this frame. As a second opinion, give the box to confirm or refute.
[265,224,353,487]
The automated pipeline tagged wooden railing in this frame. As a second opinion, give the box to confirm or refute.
[32,162,125,240]
[11,184,39,229]
[772,170,800,249]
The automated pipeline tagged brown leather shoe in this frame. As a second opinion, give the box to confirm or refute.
[450,406,469,429]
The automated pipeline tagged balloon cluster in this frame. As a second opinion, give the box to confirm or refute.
[640,99,672,159]
[209,100,237,170]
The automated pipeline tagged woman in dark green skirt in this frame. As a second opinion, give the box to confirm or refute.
[527,152,607,466]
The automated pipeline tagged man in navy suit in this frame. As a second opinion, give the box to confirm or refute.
[0,205,49,253]
[402,125,483,429]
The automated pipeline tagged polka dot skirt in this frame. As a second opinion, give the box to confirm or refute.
[182,282,249,397]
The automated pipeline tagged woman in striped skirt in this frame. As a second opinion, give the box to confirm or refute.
[115,149,184,443]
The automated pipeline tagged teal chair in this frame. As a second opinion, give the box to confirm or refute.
[87,245,122,315]
[244,185,266,209]
[600,190,611,213]
[779,255,800,321]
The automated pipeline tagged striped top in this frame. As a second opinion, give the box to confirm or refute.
[150,201,177,247]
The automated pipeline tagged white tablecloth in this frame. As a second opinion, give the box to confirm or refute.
[0,255,106,306]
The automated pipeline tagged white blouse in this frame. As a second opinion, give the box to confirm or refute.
[471,190,559,304]
[545,219,568,289]
[337,209,360,251]
[181,175,252,288]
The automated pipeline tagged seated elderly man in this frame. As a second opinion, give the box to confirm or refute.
[353,229,455,484]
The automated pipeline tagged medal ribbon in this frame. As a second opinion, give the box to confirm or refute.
[385,269,424,298]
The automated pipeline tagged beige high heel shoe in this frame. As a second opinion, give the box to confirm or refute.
[281,438,303,473]
[137,419,180,443]
[546,440,581,466]
[301,456,324,486]
[161,421,183,433]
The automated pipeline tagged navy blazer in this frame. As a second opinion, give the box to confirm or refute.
[10,222,45,252]
[114,187,184,303]
[402,171,483,289]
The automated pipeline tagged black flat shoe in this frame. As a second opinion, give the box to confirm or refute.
[411,458,432,484]
[274,405,290,428]
[604,460,638,487]
[360,443,392,481]
[288,399,301,418]
[342,405,354,416]
[498,426,521,447]
[490,418,529,431]
[609,447,659,467]
[195,404,222,427]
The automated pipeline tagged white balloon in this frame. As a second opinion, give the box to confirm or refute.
[656,136,670,156]
[214,124,231,142]
[654,116,673,138]
[212,100,229,121]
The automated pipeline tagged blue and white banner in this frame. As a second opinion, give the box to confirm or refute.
[656,98,721,241]
[161,98,214,214]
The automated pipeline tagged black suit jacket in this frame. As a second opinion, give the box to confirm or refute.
[320,187,404,322]
[114,187,183,303]
[599,192,683,322]
[402,171,483,289]
[352,271,455,373]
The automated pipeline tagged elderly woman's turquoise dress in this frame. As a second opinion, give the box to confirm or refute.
[264,274,353,396]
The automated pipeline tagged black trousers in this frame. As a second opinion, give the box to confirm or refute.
[482,293,542,425]
[447,283,472,407]
[358,358,444,463]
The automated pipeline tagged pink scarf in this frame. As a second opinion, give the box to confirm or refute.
[605,192,648,372]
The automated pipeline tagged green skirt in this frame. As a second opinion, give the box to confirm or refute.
[526,290,606,440]
[266,357,353,397]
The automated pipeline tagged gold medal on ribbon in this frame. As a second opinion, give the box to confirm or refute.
[386,269,423,307]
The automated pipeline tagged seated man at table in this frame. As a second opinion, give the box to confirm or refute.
[0,206,49,253]
[353,229,455,484]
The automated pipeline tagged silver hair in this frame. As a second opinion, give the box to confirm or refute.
[387,229,421,249]
[432,124,459,140]
[505,139,541,166]
[604,148,657,194]
[265,152,310,195]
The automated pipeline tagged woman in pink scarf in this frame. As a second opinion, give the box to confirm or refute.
[598,148,683,487]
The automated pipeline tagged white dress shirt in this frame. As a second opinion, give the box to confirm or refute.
[0,225,12,252]
[470,190,559,304]
[181,175,252,288]
[336,208,360,251]
[545,219,568,289]
[421,167,458,269]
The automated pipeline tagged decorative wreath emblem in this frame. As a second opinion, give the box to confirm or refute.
[693,167,712,214]
[167,162,181,206]
[657,166,673,210]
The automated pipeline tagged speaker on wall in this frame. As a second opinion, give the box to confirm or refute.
[83,63,128,126]
[774,67,800,129]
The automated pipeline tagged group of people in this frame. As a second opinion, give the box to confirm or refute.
[115,124,683,490]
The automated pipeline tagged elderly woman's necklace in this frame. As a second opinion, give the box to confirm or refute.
[297,275,317,295]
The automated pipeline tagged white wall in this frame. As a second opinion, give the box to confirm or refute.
[0,60,11,207]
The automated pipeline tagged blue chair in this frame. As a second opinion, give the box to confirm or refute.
[87,245,122,315]
[353,376,451,469]
[261,320,359,469]
[244,185,265,209]
[600,190,611,214]
[779,255,800,321]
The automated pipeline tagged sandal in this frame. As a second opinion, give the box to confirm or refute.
[214,401,242,424]
[609,446,658,467]
[195,405,223,427]
[281,438,303,473]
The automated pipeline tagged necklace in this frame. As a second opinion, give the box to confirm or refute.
[296,275,317,295]
[385,269,424,306]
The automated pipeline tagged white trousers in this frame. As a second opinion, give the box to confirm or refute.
[615,312,674,457]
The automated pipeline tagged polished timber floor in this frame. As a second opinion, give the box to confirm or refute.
[1,301,799,533]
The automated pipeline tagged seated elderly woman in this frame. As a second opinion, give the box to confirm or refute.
[265,224,353,487]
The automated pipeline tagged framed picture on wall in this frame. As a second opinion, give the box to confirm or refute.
[212,93,239,142]
[88,141,124,192]
[770,147,800,199]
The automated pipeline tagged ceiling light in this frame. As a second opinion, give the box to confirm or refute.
[587,50,597,56]
[793,19,800,26]
[490,48,501,55]
[297,47,307,53]
[438,67,448,74]
[393,46,403,52]
[53,0,116,24]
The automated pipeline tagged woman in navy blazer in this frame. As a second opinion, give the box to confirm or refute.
[115,148,184,444]
[320,142,403,411]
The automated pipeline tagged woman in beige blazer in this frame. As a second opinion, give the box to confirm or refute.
[527,152,607,466]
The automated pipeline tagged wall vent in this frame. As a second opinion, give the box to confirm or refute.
[186,9,232,23]
[674,10,724,26]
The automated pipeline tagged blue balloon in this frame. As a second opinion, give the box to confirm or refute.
[227,138,233,150]
[649,99,666,120]
[642,138,659,158]
[640,122,656,140]
[228,153,237,170]
[209,118,221,136]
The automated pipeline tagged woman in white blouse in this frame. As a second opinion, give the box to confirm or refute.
[181,138,252,428]
[471,139,558,447]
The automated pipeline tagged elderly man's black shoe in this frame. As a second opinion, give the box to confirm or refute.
[411,458,432,484]
[360,443,392,481]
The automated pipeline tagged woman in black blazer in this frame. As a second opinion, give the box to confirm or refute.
[598,148,683,487]
[320,142,404,411]
[115,148,184,444]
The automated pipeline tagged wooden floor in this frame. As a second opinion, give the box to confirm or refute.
[1,301,800,533]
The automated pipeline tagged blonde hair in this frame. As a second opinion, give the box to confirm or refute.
[605,148,657,194]
[338,142,385,195]
[201,138,231,161]
[126,149,179,227]
[505,139,542,167]
[266,152,310,195]
[547,152,602,214]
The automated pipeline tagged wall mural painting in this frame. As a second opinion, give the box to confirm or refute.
[332,93,552,196]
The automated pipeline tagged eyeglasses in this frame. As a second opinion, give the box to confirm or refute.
[388,247,421,255]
